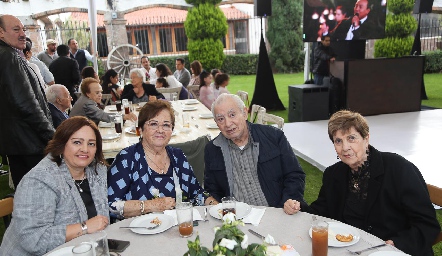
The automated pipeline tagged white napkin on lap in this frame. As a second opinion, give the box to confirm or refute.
[163,209,203,226]
[243,208,266,226]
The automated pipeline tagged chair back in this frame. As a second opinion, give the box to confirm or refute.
[250,104,265,123]
[156,87,182,101]
[0,195,14,228]
[169,136,210,187]
[236,90,249,106]
[102,94,113,106]
[256,108,284,130]
[187,85,200,99]
[427,184,442,245]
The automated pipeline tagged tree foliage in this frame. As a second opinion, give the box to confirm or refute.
[184,1,228,70]
[266,0,304,73]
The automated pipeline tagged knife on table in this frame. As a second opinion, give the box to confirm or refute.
[248,229,280,246]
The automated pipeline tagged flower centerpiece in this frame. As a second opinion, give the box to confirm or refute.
[184,212,267,256]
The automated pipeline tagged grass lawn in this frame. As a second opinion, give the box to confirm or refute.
[0,73,441,253]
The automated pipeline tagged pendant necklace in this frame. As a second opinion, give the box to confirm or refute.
[143,143,167,174]
[73,171,86,193]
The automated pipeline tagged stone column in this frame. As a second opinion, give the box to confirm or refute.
[19,16,43,54]
[103,11,128,51]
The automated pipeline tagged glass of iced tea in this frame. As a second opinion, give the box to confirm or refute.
[176,202,193,238]
[312,220,328,256]
[221,196,236,216]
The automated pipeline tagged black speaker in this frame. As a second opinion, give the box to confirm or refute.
[254,0,272,17]
[288,84,329,122]
[413,0,434,13]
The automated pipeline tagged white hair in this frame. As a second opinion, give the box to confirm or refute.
[45,84,66,104]
[130,68,146,82]
[211,93,246,116]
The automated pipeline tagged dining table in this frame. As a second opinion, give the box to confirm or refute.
[99,99,221,159]
[45,206,406,256]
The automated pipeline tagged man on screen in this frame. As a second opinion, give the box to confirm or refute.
[345,0,381,40]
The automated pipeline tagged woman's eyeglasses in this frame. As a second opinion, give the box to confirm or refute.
[146,120,173,131]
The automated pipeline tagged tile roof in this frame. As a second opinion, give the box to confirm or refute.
[71,6,250,27]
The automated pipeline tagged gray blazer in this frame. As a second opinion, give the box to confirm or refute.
[174,68,191,87]
[69,95,113,124]
[0,155,109,256]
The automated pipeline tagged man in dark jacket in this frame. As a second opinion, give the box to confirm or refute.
[204,94,307,209]
[49,44,81,103]
[0,15,55,187]
[312,35,336,85]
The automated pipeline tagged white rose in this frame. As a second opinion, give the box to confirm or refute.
[213,226,220,233]
[241,234,248,249]
[151,188,160,198]
[219,238,238,250]
[222,212,236,224]
[264,234,276,245]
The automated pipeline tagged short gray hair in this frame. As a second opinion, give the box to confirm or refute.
[45,84,65,104]
[130,68,146,82]
[211,93,246,116]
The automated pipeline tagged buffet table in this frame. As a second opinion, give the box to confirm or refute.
[46,207,405,256]
[99,100,220,159]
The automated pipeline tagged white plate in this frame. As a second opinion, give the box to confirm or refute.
[128,213,174,235]
[209,202,252,220]
[199,113,214,119]
[46,246,75,256]
[308,222,360,247]
[206,123,219,129]
[184,99,199,105]
[107,107,117,112]
[98,122,112,128]
[182,106,198,111]
[369,252,409,256]
[125,127,137,135]
[102,133,121,140]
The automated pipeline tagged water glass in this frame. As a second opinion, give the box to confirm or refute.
[176,202,193,238]
[312,220,328,256]
[182,113,190,128]
[90,230,110,256]
[221,196,236,216]
[72,242,94,256]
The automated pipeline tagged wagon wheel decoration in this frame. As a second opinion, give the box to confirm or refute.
[107,44,143,80]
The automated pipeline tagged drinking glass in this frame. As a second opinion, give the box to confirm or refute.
[90,230,110,256]
[221,196,236,216]
[176,202,193,238]
[182,113,190,128]
[312,220,328,256]
[72,242,94,256]
[115,101,122,112]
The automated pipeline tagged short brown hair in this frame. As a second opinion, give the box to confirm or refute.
[328,110,369,142]
[81,77,100,95]
[190,60,202,76]
[138,100,175,131]
[45,116,107,168]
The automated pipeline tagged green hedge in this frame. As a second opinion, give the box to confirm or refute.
[385,13,417,38]
[424,50,442,73]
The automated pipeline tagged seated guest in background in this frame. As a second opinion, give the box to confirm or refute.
[70,78,136,124]
[173,58,191,87]
[45,84,72,128]
[101,69,122,102]
[204,94,307,208]
[155,77,170,89]
[140,55,157,84]
[198,70,215,109]
[81,66,99,80]
[213,73,230,99]
[155,63,191,100]
[210,68,221,89]
[0,117,110,256]
[108,101,217,220]
[188,60,203,87]
[289,110,441,256]
[121,68,164,103]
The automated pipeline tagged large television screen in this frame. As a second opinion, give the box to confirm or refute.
[303,0,387,42]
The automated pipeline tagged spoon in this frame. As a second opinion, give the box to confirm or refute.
[119,223,160,230]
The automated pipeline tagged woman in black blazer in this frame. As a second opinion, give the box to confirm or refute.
[285,110,440,256]
[122,69,164,103]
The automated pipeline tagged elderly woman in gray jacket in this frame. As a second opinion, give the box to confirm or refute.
[0,117,110,256]
[70,78,136,124]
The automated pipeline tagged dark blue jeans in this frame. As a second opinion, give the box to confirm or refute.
[314,74,324,85]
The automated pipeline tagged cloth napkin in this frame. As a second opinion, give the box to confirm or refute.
[242,208,266,226]
[163,209,203,226]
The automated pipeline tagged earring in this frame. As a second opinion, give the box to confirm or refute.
[337,155,340,159]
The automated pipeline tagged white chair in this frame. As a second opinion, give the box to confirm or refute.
[236,90,249,106]
[249,104,265,123]
[187,85,200,100]
[256,108,285,130]
[102,94,113,106]
[156,87,182,100]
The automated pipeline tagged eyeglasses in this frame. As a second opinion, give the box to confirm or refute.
[333,134,359,146]
[145,120,173,131]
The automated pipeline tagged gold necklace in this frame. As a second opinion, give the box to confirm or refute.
[142,143,167,174]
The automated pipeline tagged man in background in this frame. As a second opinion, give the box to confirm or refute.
[68,38,93,73]
[140,55,157,84]
[26,37,55,86]
[174,58,191,87]
[0,14,55,187]
[312,35,336,85]
[37,39,58,67]
[49,44,81,103]
[45,84,72,128]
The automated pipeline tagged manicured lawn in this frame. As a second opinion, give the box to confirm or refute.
[1,73,441,253]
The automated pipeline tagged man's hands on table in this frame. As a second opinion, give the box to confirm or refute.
[284,199,301,215]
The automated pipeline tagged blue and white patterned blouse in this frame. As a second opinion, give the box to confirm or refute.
[108,142,208,219]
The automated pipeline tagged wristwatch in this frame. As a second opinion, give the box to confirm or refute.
[80,221,88,235]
